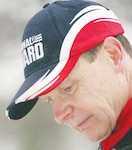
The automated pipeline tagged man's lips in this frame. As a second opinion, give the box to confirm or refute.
[76,118,90,132]
[75,115,94,132]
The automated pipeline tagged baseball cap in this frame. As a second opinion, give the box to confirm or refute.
[6,0,124,120]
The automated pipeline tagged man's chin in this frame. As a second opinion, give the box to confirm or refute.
[84,131,111,142]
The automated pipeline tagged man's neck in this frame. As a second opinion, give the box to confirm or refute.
[101,98,132,149]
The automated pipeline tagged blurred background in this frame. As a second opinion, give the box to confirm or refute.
[0,0,132,150]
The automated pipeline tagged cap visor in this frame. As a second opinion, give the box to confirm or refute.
[6,64,57,120]
[6,98,38,120]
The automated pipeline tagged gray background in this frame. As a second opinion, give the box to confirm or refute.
[0,0,132,150]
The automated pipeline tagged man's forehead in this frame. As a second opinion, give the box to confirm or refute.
[58,56,86,87]
[60,63,80,85]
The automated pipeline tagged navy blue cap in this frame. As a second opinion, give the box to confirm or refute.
[6,0,124,120]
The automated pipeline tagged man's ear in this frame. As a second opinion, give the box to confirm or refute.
[101,36,124,67]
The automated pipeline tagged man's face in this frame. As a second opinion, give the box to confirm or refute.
[40,44,128,141]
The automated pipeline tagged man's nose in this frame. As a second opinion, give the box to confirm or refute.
[52,101,74,124]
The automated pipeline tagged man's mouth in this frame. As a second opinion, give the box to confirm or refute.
[76,117,90,132]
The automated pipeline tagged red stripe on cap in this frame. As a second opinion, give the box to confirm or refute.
[70,18,124,55]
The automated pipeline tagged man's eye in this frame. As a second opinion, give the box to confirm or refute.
[64,85,73,93]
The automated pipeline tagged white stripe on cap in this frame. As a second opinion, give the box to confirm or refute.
[70,5,107,24]
[15,5,121,104]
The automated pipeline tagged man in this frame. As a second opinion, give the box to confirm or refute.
[6,0,132,149]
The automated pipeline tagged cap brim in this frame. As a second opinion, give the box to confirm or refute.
[6,63,57,120]
[6,98,38,120]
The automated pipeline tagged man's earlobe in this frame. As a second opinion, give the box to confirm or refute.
[102,36,124,66]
